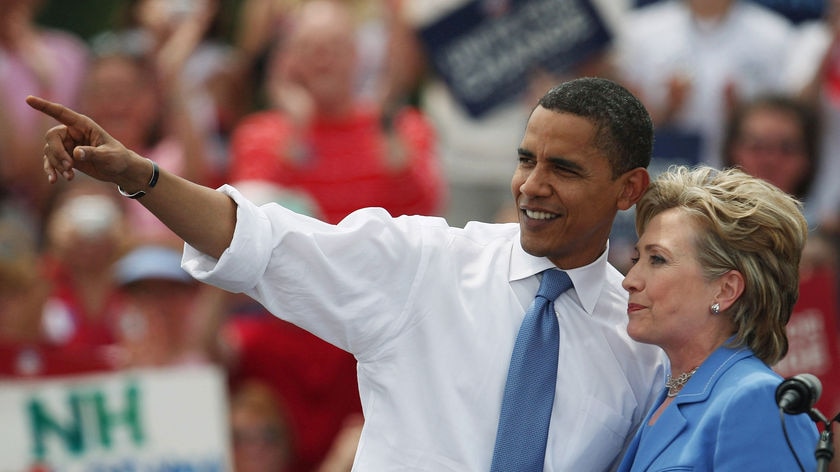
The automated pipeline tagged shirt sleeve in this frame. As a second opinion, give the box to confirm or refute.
[182,185,449,355]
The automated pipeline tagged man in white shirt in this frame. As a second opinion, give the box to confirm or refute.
[29,76,666,471]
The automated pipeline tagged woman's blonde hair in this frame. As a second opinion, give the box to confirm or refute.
[635,166,808,365]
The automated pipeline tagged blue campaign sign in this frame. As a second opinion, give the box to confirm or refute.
[418,0,612,118]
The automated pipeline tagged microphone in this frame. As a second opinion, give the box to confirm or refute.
[775,373,822,415]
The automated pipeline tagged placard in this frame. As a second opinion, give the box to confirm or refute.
[0,365,231,471]
[775,269,840,416]
[418,0,612,117]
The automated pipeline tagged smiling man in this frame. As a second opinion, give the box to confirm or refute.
[29,76,666,471]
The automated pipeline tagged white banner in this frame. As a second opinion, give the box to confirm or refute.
[0,365,231,472]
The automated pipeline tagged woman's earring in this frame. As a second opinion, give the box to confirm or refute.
[711,302,721,315]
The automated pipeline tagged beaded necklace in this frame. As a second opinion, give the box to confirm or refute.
[665,367,698,397]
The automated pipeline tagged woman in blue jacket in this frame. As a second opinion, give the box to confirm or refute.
[618,166,819,471]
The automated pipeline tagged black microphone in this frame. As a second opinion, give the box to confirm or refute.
[775,373,822,415]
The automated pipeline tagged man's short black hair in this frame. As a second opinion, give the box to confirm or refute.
[538,77,653,178]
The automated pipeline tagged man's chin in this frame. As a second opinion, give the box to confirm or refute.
[519,234,550,258]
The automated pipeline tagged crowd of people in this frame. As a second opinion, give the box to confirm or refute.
[3,0,840,471]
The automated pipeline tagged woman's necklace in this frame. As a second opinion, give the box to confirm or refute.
[665,367,698,397]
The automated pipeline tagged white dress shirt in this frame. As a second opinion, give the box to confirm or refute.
[183,186,667,471]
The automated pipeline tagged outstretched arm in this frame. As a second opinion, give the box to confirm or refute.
[27,95,236,259]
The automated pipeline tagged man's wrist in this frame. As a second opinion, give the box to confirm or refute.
[117,158,159,199]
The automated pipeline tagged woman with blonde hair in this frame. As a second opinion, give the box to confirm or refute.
[618,166,818,471]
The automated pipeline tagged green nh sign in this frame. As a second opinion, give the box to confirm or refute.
[27,381,145,459]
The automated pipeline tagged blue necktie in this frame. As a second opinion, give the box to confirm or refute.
[490,269,573,472]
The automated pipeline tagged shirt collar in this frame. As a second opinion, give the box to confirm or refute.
[508,237,612,315]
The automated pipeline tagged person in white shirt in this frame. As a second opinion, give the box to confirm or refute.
[28,76,666,471]
[612,0,794,169]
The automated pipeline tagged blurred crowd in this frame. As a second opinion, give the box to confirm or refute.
[2,0,840,471]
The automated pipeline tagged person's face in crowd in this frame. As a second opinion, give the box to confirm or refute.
[277,1,357,108]
[79,55,159,150]
[730,106,809,196]
[121,280,197,332]
[123,279,198,318]
[512,107,634,268]
[45,186,126,273]
[621,208,721,352]
[231,407,290,472]
[117,278,199,366]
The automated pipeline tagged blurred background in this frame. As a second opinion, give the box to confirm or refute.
[2,0,839,470]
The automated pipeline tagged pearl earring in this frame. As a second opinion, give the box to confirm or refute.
[711,302,721,315]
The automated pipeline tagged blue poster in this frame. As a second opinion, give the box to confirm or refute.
[419,0,613,117]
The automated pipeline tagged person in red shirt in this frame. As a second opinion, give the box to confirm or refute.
[40,179,129,349]
[0,216,113,378]
[221,302,362,472]
[228,0,444,224]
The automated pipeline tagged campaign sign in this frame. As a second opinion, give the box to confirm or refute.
[418,0,612,117]
[0,365,231,472]
[774,268,840,416]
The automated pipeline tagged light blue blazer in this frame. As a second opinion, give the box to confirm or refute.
[617,344,819,471]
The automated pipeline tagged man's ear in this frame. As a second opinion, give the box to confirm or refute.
[617,168,650,211]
